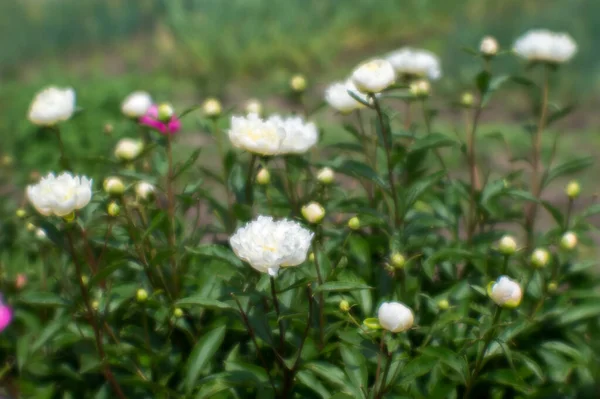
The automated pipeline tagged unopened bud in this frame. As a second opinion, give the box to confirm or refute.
[290,74,307,92]
[437,299,450,310]
[103,177,125,196]
[317,167,335,185]
[16,209,26,218]
[565,181,580,199]
[461,92,474,107]
[35,228,47,240]
[107,202,120,217]
[547,281,558,293]
[81,275,89,285]
[530,248,550,268]
[390,252,406,269]
[157,103,174,122]
[91,300,100,311]
[26,222,36,232]
[498,235,517,255]
[301,202,325,224]
[135,181,155,201]
[256,168,270,185]
[136,288,149,302]
[339,300,351,312]
[174,308,184,318]
[104,123,114,134]
[202,98,222,118]
[2,155,13,166]
[480,36,499,56]
[309,252,315,262]
[348,216,360,230]
[410,79,430,98]
[560,231,577,251]
[245,99,262,115]
[15,274,27,289]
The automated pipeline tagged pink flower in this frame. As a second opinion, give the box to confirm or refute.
[0,300,12,332]
[139,105,181,135]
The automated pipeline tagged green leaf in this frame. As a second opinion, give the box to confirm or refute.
[542,156,594,188]
[185,325,227,393]
[313,281,372,293]
[19,292,69,307]
[334,160,387,190]
[304,361,349,388]
[297,370,331,399]
[404,170,445,210]
[175,296,234,311]
[420,347,468,384]
[340,345,368,391]
[557,303,600,325]
[186,245,243,268]
[410,133,458,153]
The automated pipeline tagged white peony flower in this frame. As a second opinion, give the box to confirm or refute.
[114,138,144,161]
[26,172,92,217]
[480,36,499,56]
[229,216,314,276]
[268,115,318,154]
[228,113,286,156]
[488,276,522,308]
[351,59,396,93]
[135,181,155,201]
[28,86,76,126]
[324,79,367,113]
[301,202,325,224]
[386,48,441,80]
[513,30,577,64]
[121,91,153,118]
[378,302,414,333]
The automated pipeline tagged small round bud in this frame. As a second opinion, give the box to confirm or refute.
[256,168,270,185]
[136,289,149,303]
[245,99,262,115]
[547,281,558,293]
[63,212,76,223]
[2,155,13,166]
[290,74,307,92]
[91,300,100,311]
[498,235,517,255]
[135,181,155,201]
[317,167,335,185]
[103,177,125,196]
[309,252,315,262]
[26,222,36,232]
[348,216,361,230]
[530,248,550,268]
[35,228,47,240]
[15,274,27,289]
[174,308,184,318]
[488,276,522,308]
[480,36,499,56]
[202,98,222,118]
[339,300,351,312]
[157,103,174,122]
[390,252,406,269]
[103,123,114,134]
[565,181,580,199]
[107,202,120,217]
[81,275,89,285]
[114,138,144,161]
[409,79,430,98]
[560,231,577,251]
[301,202,325,224]
[15,209,26,218]
[460,92,474,107]
[437,299,450,310]
[29,171,40,182]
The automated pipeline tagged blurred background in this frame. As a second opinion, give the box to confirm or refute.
[1,0,599,185]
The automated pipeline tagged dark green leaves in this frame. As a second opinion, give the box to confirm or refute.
[185,325,227,393]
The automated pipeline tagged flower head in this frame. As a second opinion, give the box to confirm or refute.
[229,216,314,276]
[203,98,222,117]
[0,297,12,333]
[228,113,286,156]
[480,36,499,56]
[140,104,182,135]
[301,201,325,224]
[324,79,367,113]
[121,91,152,118]
[27,172,92,217]
[103,177,125,196]
[488,276,522,308]
[386,48,441,80]
[28,86,76,126]
[317,167,335,184]
[531,248,550,268]
[409,79,431,98]
[565,180,580,199]
[498,235,517,255]
[256,168,270,185]
[269,115,318,154]
[560,231,577,250]
[351,59,396,93]
[135,181,155,201]
[114,138,144,161]
[378,302,414,332]
[513,30,577,64]
[290,74,307,92]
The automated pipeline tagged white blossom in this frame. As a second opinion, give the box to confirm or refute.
[228,113,286,156]
[28,87,76,126]
[488,276,522,308]
[378,302,414,332]
[513,30,577,64]
[269,115,318,154]
[386,48,441,80]
[27,172,92,217]
[114,138,144,161]
[351,59,396,93]
[324,79,367,113]
[121,91,153,118]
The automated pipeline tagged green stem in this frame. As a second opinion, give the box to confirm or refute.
[270,276,286,354]
[312,237,325,349]
[213,118,235,232]
[245,154,258,206]
[166,135,178,295]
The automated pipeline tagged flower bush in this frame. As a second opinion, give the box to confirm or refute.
[1,29,600,399]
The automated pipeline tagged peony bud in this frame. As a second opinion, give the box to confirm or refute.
[256,168,270,185]
[15,209,26,218]
[35,228,47,240]
[437,299,450,310]
[174,308,184,318]
[488,276,522,308]
[15,274,27,289]
[301,202,325,224]
[103,123,114,134]
[460,92,474,107]
[26,222,36,232]
[107,202,120,217]
[202,98,222,118]
[81,275,89,285]
[114,138,144,161]
[121,91,152,118]
[530,248,550,268]
[317,167,335,185]
[2,155,13,166]
[409,79,431,98]
[136,289,149,303]
[135,181,155,201]
[547,281,558,293]
[390,252,406,269]
[498,235,517,255]
[348,216,360,230]
[91,300,100,311]
[157,103,174,122]
[565,181,580,199]
[480,36,499,56]
[290,74,307,92]
[377,302,414,333]
[339,300,351,312]
[245,99,262,115]
[560,231,577,251]
[103,177,125,196]
[308,252,315,262]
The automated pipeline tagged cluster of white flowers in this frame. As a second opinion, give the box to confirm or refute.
[513,29,577,64]
[27,172,92,217]
[386,48,441,80]
[228,113,318,155]
[229,216,313,276]
[28,87,76,126]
